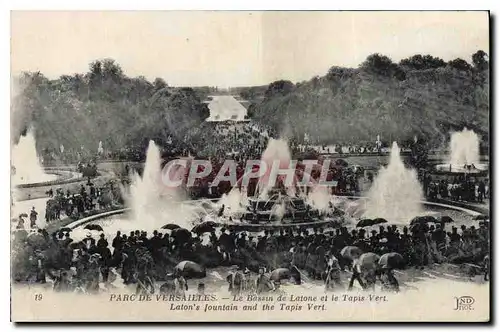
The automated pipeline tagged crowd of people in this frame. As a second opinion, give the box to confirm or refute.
[16,181,120,230]
[424,174,489,203]
[12,121,490,296]
[295,142,409,155]
[186,161,365,200]
[89,122,276,163]
[191,122,273,160]
[12,208,490,295]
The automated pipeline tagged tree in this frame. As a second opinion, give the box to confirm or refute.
[88,60,103,89]
[264,80,295,99]
[153,77,168,91]
[248,51,488,147]
[127,76,153,101]
[12,59,212,159]
[360,54,394,76]
[409,137,429,170]
[101,58,124,81]
[447,58,472,72]
[400,54,446,70]
[326,66,356,82]
[360,53,405,80]
[393,66,407,81]
[472,50,488,71]
[246,104,256,118]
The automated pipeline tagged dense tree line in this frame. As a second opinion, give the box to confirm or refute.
[12,51,489,160]
[241,51,489,148]
[12,59,210,158]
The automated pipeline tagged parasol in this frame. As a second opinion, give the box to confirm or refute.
[27,232,46,248]
[410,216,438,226]
[84,224,103,232]
[161,223,181,230]
[356,219,374,228]
[440,216,454,224]
[174,260,207,279]
[372,218,389,225]
[340,246,363,261]
[378,252,405,270]
[191,221,217,234]
[171,228,192,242]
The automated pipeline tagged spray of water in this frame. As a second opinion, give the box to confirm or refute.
[218,187,249,216]
[11,128,56,185]
[305,185,331,215]
[270,199,286,221]
[256,138,294,199]
[449,128,480,166]
[221,138,334,219]
[126,140,202,230]
[118,138,336,231]
[364,142,423,222]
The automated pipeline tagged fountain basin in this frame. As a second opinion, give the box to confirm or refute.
[14,169,83,189]
[434,163,489,175]
[66,196,482,242]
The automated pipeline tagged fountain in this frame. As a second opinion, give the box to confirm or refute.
[11,129,57,186]
[363,142,424,222]
[221,138,337,225]
[255,138,295,198]
[435,128,488,174]
[126,140,203,231]
[70,138,482,238]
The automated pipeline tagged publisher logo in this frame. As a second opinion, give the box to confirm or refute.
[453,296,475,311]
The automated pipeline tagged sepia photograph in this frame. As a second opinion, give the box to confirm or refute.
[9,10,490,322]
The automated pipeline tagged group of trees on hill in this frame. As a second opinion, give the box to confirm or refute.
[12,51,489,160]
[12,59,210,156]
[241,51,489,148]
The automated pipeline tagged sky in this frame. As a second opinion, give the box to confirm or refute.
[11,11,489,87]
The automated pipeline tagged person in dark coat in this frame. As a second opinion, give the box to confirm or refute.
[218,228,233,261]
[257,231,268,252]
[236,232,247,249]
[112,231,122,251]
[29,207,38,228]
[97,233,108,250]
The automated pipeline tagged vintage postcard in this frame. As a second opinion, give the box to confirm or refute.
[10,11,490,322]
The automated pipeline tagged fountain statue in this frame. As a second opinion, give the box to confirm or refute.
[232,138,338,224]
[364,142,424,222]
[98,141,104,155]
